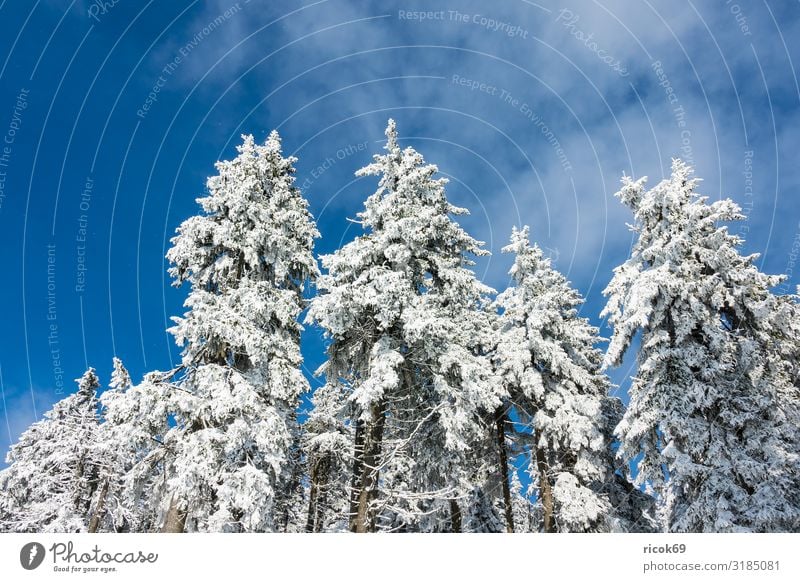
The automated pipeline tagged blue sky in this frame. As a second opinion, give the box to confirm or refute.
[0,0,798,463]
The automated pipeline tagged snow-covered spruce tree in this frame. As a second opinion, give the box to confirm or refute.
[88,358,133,532]
[603,159,800,532]
[509,470,537,533]
[0,368,100,532]
[273,424,307,533]
[495,226,647,532]
[161,131,318,532]
[307,120,502,532]
[110,369,175,532]
[781,288,800,389]
[302,381,353,532]
[90,358,171,532]
[597,396,658,532]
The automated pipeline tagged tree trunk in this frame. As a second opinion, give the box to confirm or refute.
[275,433,303,532]
[495,408,515,533]
[348,416,365,531]
[73,453,88,511]
[353,400,386,533]
[449,499,462,533]
[536,437,555,532]
[306,456,329,533]
[162,495,187,533]
[305,476,319,533]
[87,477,109,533]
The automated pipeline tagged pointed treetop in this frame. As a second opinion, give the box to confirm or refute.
[615,173,646,209]
[236,133,257,157]
[384,118,398,154]
[503,225,531,255]
[502,225,554,285]
[266,129,283,154]
[616,158,701,212]
[75,367,100,398]
[668,157,696,187]
[168,130,317,293]
[109,357,132,392]
[232,131,288,165]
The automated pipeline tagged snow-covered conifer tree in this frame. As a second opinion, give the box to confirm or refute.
[495,226,636,532]
[308,120,501,532]
[102,369,173,532]
[509,470,536,533]
[273,429,306,533]
[88,358,132,532]
[89,358,171,532]
[160,131,318,532]
[302,382,352,532]
[603,159,800,532]
[0,368,100,532]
